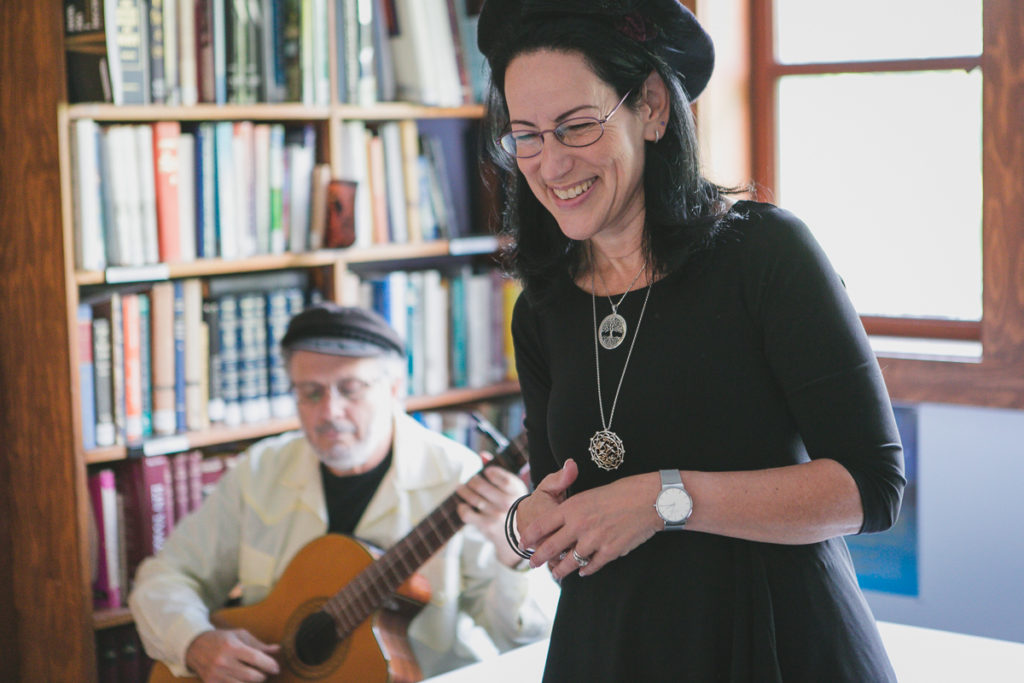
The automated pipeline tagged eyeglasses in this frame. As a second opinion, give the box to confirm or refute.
[497,89,633,159]
[291,376,384,405]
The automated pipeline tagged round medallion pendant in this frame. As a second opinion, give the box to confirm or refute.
[598,313,627,350]
[589,430,625,471]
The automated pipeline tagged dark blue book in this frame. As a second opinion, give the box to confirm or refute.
[266,288,293,418]
[147,0,168,103]
[172,280,187,432]
[218,293,242,426]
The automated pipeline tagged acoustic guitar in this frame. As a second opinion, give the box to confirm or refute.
[148,429,529,683]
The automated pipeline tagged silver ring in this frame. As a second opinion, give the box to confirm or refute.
[572,549,590,568]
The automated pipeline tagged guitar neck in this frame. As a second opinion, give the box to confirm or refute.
[322,492,465,635]
[321,432,527,640]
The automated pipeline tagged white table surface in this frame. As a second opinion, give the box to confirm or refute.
[425,621,1024,683]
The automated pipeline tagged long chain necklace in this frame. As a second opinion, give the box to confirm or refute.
[595,262,647,350]
[589,262,654,471]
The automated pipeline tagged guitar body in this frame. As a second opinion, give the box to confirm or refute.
[148,534,431,683]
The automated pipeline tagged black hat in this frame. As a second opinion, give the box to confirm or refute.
[478,0,715,101]
[281,303,405,358]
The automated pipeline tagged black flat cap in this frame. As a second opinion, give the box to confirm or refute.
[478,0,715,102]
[281,303,405,358]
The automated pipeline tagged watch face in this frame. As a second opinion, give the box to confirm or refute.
[656,487,692,523]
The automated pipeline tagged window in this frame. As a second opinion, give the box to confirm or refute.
[738,0,1024,408]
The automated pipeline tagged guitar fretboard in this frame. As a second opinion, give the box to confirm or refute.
[320,491,466,638]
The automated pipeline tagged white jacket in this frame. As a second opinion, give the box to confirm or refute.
[129,410,557,678]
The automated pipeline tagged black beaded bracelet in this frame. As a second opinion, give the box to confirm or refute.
[504,493,535,561]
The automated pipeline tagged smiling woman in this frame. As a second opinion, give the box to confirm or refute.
[476,1,906,681]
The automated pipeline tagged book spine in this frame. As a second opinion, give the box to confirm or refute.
[118,455,174,588]
[108,292,126,444]
[183,278,208,431]
[203,297,225,424]
[162,0,180,104]
[173,280,187,432]
[116,0,150,105]
[177,131,198,260]
[171,451,190,522]
[195,122,218,258]
[178,0,199,105]
[253,123,272,254]
[71,118,108,271]
[138,292,154,437]
[78,303,97,450]
[266,288,293,418]
[152,120,183,263]
[195,0,216,102]
[148,0,168,103]
[92,314,116,447]
[88,468,122,609]
[268,123,286,253]
[218,293,242,426]
[134,124,161,264]
[149,282,177,435]
[121,293,144,444]
[214,121,237,259]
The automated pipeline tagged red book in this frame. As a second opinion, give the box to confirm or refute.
[117,455,175,589]
[88,468,122,609]
[152,120,182,263]
[121,293,144,444]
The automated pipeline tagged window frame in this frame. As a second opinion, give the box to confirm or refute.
[747,0,1024,409]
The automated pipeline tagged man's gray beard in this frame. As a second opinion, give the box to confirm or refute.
[317,410,392,473]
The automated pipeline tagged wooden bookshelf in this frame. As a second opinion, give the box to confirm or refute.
[0,2,513,680]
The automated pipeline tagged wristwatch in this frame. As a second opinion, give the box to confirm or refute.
[654,469,693,531]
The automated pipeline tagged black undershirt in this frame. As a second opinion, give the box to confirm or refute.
[321,451,392,535]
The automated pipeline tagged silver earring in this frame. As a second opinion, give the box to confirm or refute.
[654,130,660,143]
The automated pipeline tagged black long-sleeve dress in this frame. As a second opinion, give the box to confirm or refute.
[511,201,905,682]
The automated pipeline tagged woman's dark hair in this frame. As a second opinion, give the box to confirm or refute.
[480,18,737,305]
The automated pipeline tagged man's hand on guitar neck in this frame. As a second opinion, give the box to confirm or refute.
[456,464,530,568]
[184,628,282,682]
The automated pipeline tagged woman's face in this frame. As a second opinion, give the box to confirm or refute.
[504,50,649,245]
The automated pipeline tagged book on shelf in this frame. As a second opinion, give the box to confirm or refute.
[78,304,97,450]
[148,0,169,103]
[267,123,287,253]
[149,281,177,436]
[194,122,218,258]
[88,468,121,609]
[63,0,148,105]
[378,122,409,244]
[91,308,116,447]
[70,118,107,272]
[172,280,188,433]
[178,0,199,105]
[134,124,161,265]
[365,133,391,245]
[336,121,373,247]
[152,121,182,264]
[307,163,333,250]
[183,278,208,431]
[171,448,191,522]
[117,454,175,591]
[177,130,199,261]
[117,291,141,445]
[203,297,226,425]
[371,0,396,102]
[225,0,261,103]
[285,125,316,253]
[217,293,243,426]
[138,292,154,438]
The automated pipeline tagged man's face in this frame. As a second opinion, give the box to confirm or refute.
[287,350,398,475]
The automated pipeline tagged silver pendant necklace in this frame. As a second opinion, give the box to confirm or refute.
[589,262,654,471]
[596,262,647,350]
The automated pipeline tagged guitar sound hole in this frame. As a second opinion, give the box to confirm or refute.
[293,610,341,666]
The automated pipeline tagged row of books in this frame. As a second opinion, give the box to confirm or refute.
[89,450,238,611]
[78,273,312,450]
[63,0,488,107]
[64,0,330,106]
[353,266,521,397]
[71,119,321,271]
[70,116,476,272]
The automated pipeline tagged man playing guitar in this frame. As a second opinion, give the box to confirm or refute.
[129,303,557,682]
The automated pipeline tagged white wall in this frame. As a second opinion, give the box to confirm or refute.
[865,403,1024,643]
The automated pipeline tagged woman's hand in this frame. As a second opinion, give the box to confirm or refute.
[522,470,662,580]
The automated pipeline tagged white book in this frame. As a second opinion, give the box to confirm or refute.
[286,141,314,253]
[423,0,464,106]
[177,131,197,261]
[177,0,199,105]
[101,126,142,267]
[71,118,107,271]
[379,122,409,243]
[232,122,257,257]
[385,271,409,347]
[466,272,493,388]
[389,0,437,105]
[422,269,450,395]
[134,124,160,264]
[253,124,271,254]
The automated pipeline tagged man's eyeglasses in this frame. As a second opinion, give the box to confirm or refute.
[291,377,383,405]
[497,89,633,159]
